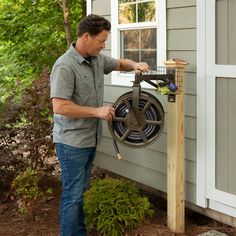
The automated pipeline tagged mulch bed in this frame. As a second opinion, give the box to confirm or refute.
[0,169,236,236]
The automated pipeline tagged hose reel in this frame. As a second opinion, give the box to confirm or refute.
[108,68,176,158]
[108,91,164,148]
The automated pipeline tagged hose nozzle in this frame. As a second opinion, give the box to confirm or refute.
[117,153,122,160]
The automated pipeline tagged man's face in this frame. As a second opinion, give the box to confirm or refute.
[86,30,109,56]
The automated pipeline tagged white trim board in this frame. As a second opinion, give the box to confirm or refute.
[197,0,236,217]
[86,0,91,15]
[196,0,207,208]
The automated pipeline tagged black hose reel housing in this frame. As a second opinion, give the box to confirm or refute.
[108,90,165,148]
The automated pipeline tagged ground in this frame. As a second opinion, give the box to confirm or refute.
[0,171,236,236]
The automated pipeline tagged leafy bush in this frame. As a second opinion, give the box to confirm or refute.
[84,178,153,236]
[0,69,54,188]
[0,0,85,102]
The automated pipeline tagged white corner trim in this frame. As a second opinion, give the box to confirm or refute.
[86,0,92,15]
[196,0,207,208]
[157,0,166,66]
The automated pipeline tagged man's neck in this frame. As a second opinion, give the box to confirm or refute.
[75,39,88,57]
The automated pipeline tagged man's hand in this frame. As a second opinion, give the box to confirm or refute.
[135,62,149,74]
[116,59,149,73]
[96,105,115,121]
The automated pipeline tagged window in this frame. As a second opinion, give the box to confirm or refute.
[111,0,166,87]
[118,0,156,24]
[120,29,157,70]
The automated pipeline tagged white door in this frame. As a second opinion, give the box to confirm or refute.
[202,0,236,216]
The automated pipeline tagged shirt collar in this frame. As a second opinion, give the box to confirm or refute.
[68,43,94,65]
[68,43,84,64]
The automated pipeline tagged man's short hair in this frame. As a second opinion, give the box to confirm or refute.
[77,14,111,37]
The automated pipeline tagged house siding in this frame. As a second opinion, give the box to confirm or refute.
[91,0,197,204]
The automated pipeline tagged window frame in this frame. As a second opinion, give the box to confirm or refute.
[111,0,166,87]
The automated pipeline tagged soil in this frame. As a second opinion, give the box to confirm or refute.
[1,171,236,236]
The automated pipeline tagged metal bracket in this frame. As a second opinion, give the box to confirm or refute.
[134,68,176,103]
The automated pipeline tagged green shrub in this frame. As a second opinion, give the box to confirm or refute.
[84,177,153,236]
[12,169,43,200]
[11,169,43,216]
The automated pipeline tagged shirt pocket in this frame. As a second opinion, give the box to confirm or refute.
[75,74,96,105]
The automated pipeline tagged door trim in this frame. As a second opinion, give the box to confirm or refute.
[197,0,236,216]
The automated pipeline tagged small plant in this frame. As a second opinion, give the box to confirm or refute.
[12,169,43,199]
[84,177,153,236]
[11,169,43,217]
[46,187,53,195]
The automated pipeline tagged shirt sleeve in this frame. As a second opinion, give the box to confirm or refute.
[50,64,74,100]
[102,54,118,75]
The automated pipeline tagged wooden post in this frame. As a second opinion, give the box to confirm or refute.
[164,59,188,233]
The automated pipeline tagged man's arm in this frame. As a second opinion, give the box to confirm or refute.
[115,59,149,74]
[52,98,115,121]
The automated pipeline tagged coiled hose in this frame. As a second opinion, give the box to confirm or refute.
[108,91,165,159]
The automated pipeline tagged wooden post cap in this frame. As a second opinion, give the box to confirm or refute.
[164,59,188,67]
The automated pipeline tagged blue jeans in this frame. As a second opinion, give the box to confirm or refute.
[55,143,96,236]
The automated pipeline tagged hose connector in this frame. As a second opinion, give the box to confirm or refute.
[116,153,122,160]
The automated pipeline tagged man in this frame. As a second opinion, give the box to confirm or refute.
[50,14,149,236]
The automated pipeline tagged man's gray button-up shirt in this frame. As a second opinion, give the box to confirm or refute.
[50,44,118,148]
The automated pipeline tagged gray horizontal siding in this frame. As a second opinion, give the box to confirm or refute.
[94,151,196,202]
[167,6,196,29]
[167,0,196,8]
[94,151,167,191]
[97,136,196,183]
[168,29,196,51]
[92,0,110,16]
[185,72,196,95]
[92,0,197,204]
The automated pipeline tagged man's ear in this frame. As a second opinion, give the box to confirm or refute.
[82,32,90,40]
